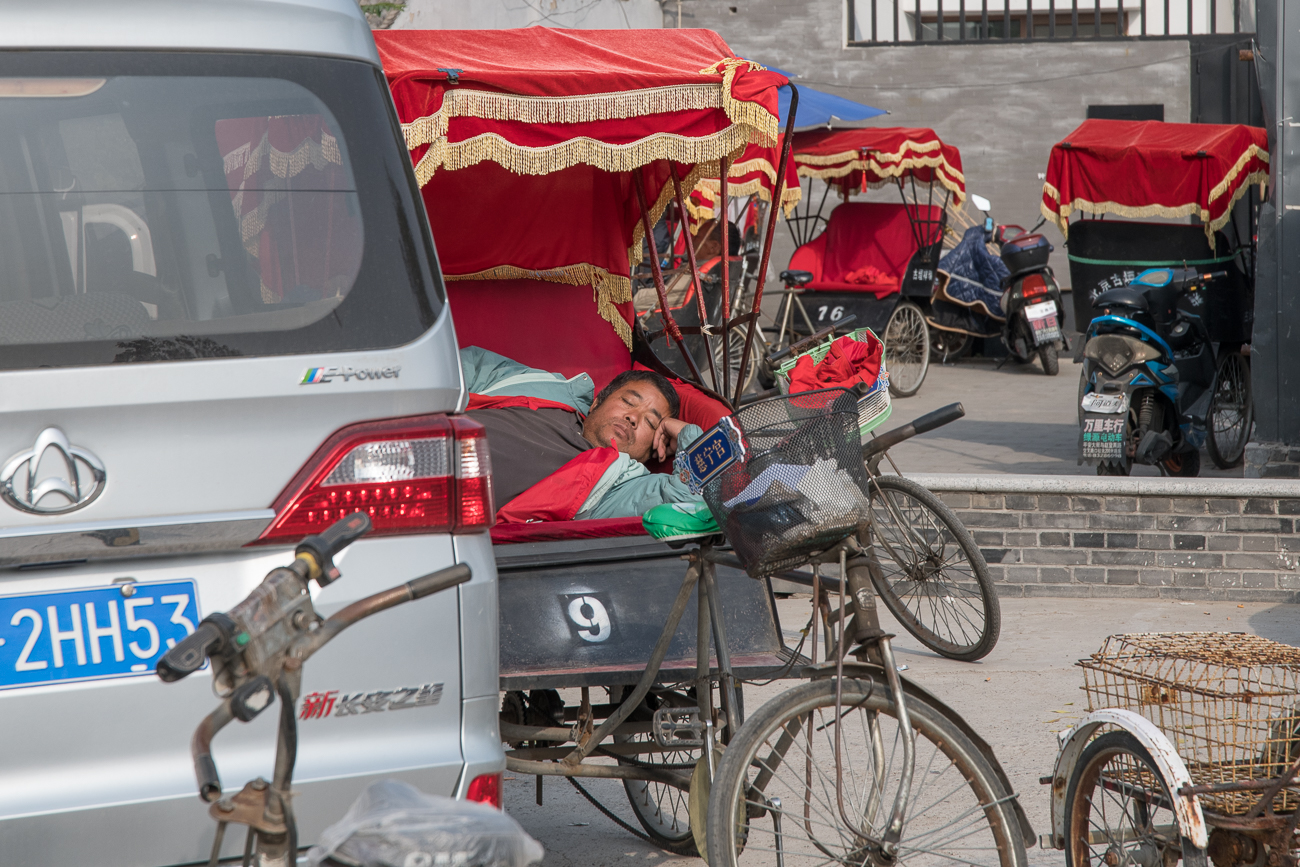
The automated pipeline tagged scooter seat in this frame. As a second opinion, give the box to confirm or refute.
[780,270,814,287]
[1093,286,1148,312]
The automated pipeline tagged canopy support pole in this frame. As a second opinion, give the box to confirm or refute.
[635,172,705,386]
[720,155,731,394]
[733,83,799,407]
[669,165,720,393]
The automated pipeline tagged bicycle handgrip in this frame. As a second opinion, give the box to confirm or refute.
[407,564,472,600]
[156,621,224,683]
[296,511,371,565]
[912,403,965,435]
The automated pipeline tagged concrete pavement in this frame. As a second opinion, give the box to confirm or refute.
[503,594,1298,865]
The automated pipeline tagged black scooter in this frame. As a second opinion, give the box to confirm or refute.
[1078,267,1228,476]
[970,195,1068,375]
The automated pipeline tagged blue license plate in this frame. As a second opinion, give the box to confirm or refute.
[0,580,201,690]
[676,417,746,494]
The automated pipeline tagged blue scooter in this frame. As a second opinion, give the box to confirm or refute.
[1077,267,1228,476]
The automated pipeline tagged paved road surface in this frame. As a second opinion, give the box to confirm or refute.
[879,355,1243,477]
[504,594,1291,865]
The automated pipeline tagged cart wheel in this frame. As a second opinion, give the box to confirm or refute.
[866,475,1000,661]
[705,678,1027,867]
[930,329,972,364]
[885,301,930,397]
[1066,732,1190,867]
[1207,352,1252,469]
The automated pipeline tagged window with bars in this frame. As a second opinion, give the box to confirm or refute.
[848,0,1252,43]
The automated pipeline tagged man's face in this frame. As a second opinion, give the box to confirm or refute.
[582,382,671,463]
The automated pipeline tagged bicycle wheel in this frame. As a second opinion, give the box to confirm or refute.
[1065,732,1186,867]
[886,301,930,398]
[867,475,1000,661]
[1207,351,1252,469]
[706,678,1027,867]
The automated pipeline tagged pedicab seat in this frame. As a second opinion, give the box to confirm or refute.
[781,269,814,287]
[789,202,942,298]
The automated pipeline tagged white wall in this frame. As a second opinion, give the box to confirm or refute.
[391,0,663,29]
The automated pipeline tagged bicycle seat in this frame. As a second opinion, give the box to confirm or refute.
[780,270,813,287]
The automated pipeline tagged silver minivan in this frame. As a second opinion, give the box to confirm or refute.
[0,1,501,864]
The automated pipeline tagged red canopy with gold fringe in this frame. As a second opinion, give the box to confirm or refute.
[374,29,786,351]
[792,127,965,203]
[686,141,802,231]
[1041,119,1269,246]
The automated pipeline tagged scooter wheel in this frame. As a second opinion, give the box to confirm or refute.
[1160,450,1200,478]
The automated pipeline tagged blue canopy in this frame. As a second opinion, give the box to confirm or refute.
[769,67,887,131]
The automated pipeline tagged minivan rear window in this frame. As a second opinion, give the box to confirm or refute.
[0,53,442,369]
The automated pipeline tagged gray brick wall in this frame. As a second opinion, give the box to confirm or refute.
[910,476,1300,601]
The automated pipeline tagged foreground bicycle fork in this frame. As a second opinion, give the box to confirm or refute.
[753,538,918,867]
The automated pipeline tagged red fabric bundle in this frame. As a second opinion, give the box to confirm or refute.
[843,265,890,285]
[787,334,884,393]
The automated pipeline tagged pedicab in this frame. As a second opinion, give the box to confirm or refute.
[779,127,967,397]
[1043,119,1266,469]
[376,28,1004,857]
[1047,632,1300,867]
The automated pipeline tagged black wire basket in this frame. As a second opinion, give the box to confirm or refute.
[703,388,870,578]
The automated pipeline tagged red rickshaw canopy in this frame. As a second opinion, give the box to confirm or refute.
[1041,119,1269,245]
[373,28,786,352]
[791,127,966,204]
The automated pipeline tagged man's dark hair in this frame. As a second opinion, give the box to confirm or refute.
[595,369,681,418]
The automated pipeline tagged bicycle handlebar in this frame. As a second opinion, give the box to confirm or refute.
[156,614,234,683]
[862,403,965,461]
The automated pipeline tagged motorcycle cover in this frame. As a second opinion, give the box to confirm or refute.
[928,226,1009,338]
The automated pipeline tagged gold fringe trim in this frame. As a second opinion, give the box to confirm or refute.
[698,57,780,147]
[412,122,754,188]
[224,130,341,180]
[1042,171,1271,248]
[1208,144,1270,205]
[696,173,802,215]
[445,263,633,349]
[796,155,966,204]
[401,84,724,152]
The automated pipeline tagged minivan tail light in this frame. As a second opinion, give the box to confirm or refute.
[255,414,494,545]
[466,772,502,808]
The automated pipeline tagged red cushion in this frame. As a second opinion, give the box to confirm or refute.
[448,278,631,391]
[491,517,648,544]
[788,231,827,278]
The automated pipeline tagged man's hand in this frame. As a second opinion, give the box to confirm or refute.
[653,418,690,463]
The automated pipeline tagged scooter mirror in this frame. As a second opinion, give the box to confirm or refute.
[971,194,991,212]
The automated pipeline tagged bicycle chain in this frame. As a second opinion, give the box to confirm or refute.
[565,776,659,847]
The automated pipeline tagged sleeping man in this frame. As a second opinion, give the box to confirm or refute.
[461,347,706,523]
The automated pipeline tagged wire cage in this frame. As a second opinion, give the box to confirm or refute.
[703,387,869,579]
[1080,632,1300,816]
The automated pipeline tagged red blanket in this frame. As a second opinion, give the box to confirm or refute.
[787,333,883,393]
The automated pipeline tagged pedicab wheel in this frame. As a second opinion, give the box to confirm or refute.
[615,691,701,855]
[930,328,973,364]
[1207,351,1252,469]
[886,301,930,397]
[705,678,1027,867]
[1065,732,1189,867]
[866,475,1000,661]
[1039,344,1060,375]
